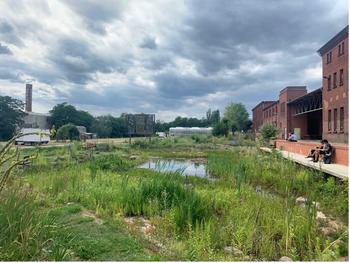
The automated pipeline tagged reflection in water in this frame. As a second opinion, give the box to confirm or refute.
[138,159,208,178]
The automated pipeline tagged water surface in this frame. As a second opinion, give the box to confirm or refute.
[138,159,209,178]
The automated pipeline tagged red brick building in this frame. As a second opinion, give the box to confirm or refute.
[252,101,276,132]
[252,26,348,144]
[318,26,348,143]
[262,101,278,127]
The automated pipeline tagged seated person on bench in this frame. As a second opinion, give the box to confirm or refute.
[319,139,332,164]
[287,132,297,142]
[306,139,332,163]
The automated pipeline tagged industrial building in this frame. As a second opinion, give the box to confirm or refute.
[22,83,50,130]
[252,26,348,165]
[253,26,348,144]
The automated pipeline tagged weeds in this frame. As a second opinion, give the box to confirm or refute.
[0,137,347,261]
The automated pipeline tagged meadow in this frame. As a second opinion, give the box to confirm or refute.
[0,135,348,261]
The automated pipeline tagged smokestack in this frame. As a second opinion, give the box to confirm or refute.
[25,83,32,112]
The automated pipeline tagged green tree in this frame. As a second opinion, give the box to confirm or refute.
[206,109,220,125]
[48,103,94,131]
[212,119,229,136]
[91,115,128,138]
[0,96,26,140]
[91,116,113,138]
[111,117,128,137]
[56,124,80,140]
[223,103,249,132]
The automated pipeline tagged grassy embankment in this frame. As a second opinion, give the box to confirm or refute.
[0,136,348,260]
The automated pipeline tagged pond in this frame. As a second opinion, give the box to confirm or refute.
[138,158,209,178]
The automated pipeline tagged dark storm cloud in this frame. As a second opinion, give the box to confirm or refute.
[48,37,130,84]
[62,0,126,35]
[0,21,24,46]
[0,43,12,55]
[140,36,157,49]
[175,0,347,76]
[153,73,233,99]
[0,0,347,120]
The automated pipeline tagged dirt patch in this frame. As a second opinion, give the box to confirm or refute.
[124,216,163,250]
[124,216,156,238]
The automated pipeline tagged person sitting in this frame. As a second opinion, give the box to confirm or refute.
[319,139,332,164]
[287,132,297,142]
[306,140,332,163]
[306,145,321,162]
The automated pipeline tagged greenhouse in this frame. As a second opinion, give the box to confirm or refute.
[169,127,213,136]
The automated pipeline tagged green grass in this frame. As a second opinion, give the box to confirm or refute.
[47,204,159,261]
[0,137,348,261]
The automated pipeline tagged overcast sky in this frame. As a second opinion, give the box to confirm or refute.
[0,0,348,121]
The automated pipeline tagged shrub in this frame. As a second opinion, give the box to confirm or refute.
[56,124,80,141]
[260,123,279,142]
[212,121,229,136]
[91,154,133,172]
[191,135,209,143]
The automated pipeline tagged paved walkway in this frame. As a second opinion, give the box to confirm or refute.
[260,147,348,180]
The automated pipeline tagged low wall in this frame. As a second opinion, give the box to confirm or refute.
[275,140,348,166]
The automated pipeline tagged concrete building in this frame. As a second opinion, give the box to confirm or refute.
[23,112,49,129]
[21,83,50,130]
[318,25,348,143]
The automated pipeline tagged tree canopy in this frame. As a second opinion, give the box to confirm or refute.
[91,115,128,138]
[223,103,250,132]
[48,103,94,131]
[0,96,26,140]
[56,123,80,140]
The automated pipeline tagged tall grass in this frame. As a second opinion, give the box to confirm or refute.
[0,188,71,260]
[207,149,348,219]
[17,145,348,261]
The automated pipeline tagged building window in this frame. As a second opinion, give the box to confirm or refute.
[340,107,344,133]
[280,102,285,114]
[334,108,338,132]
[340,69,344,86]
[328,109,332,131]
[333,72,337,89]
[327,75,331,91]
[326,51,332,64]
[338,42,345,56]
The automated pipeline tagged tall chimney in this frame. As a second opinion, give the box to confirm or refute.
[25,83,32,112]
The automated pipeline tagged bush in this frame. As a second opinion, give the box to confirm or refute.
[56,124,80,141]
[212,121,229,136]
[191,135,209,143]
[91,154,133,172]
[260,123,279,142]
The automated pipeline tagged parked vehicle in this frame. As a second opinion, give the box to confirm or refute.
[15,128,50,145]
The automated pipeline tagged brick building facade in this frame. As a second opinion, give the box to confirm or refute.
[252,26,348,144]
[318,26,348,143]
[252,101,276,132]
